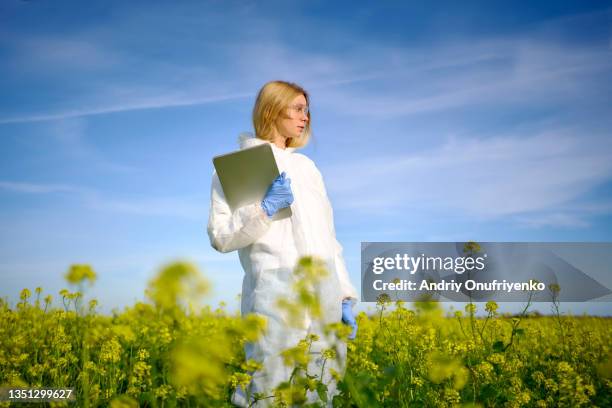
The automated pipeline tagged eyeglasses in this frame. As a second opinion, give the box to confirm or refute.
[288,104,309,117]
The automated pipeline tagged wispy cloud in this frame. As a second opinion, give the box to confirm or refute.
[2,8,608,127]
[315,40,611,118]
[513,200,612,229]
[83,192,208,220]
[0,92,254,124]
[0,38,593,124]
[326,130,612,223]
[9,37,121,72]
[514,212,591,228]
[0,179,207,220]
[0,181,85,194]
[46,118,140,173]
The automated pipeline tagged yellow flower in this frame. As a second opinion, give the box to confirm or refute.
[109,395,138,408]
[488,353,506,366]
[20,288,31,301]
[146,262,209,312]
[465,303,477,314]
[427,352,468,390]
[329,368,342,382]
[485,301,498,313]
[241,359,263,373]
[322,348,337,360]
[65,264,97,285]
[376,293,391,307]
[137,349,149,361]
[230,372,251,389]
[100,337,122,364]
[153,384,173,400]
[280,342,310,367]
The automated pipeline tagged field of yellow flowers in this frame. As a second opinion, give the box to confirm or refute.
[1,260,610,407]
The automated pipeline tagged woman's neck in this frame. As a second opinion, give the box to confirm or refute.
[270,129,287,150]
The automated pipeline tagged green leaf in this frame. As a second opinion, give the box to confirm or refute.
[317,382,328,403]
[492,341,505,352]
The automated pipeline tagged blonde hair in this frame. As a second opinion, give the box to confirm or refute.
[252,80,311,148]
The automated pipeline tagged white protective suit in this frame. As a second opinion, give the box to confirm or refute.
[207,133,358,407]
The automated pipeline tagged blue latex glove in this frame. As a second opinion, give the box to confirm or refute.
[342,299,358,340]
[261,172,294,218]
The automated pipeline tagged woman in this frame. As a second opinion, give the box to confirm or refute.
[207,80,358,406]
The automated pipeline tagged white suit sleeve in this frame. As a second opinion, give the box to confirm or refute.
[207,172,272,253]
[333,238,359,301]
[311,163,359,301]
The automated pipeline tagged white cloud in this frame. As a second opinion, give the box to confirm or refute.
[0,91,254,124]
[83,191,208,220]
[23,37,120,69]
[2,7,608,127]
[514,212,591,228]
[314,39,610,118]
[47,118,140,173]
[325,130,612,223]
[0,181,85,194]
[0,178,208,220]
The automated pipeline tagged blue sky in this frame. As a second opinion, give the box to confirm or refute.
[1,0,611,315]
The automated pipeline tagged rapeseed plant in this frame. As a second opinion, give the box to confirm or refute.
[0,259,610,407]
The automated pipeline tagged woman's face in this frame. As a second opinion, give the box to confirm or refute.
[275,94,309,142]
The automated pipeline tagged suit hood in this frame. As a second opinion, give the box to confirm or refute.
[238,132,296,153]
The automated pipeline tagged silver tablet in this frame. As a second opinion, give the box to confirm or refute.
[212,144,292,221]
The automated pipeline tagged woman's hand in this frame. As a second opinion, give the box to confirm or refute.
[341,298,358,340]
[261,172,294,217]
